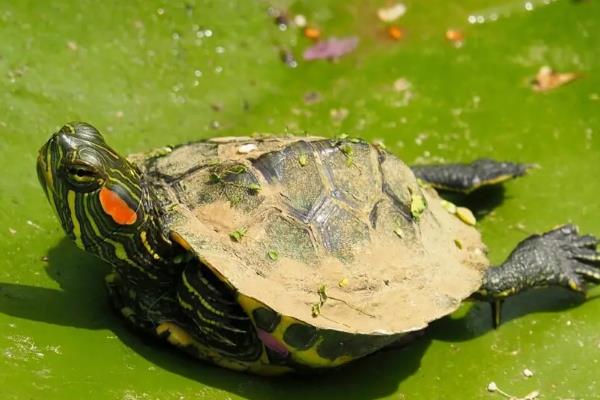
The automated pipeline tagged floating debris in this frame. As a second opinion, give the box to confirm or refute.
[445,29,464,46]
[487,382,499,393]
[67,40,78,51]
[303,91,322,105]
[377,3,407,22]
[27,220,43,230]
[330,107,349,123]
[280,49,298,68]
[522,368,534,378]
[269,8,289,31]
[454,239,463,249]
[387,25,404,41]
[487,381,540,400]
[338,278,349,288]
[294,14,307,28]
[303,26,322,41]
[531,66,578,92]
[393,78,411,92]
[303,37,358,61]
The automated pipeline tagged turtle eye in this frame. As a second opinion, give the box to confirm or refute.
[66,162,103,189]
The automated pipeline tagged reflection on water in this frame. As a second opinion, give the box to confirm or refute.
[467,0,559,24]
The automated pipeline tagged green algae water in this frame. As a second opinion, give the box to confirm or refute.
[1,0,599,399]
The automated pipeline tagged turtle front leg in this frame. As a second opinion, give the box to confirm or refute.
[475,225,600,326]
[411,159,533,193]
[104,272,156,332]
[105,272,185,335]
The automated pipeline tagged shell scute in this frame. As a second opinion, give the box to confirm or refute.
[253,141,325,219]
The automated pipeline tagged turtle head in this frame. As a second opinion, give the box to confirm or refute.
[37,122,145,252]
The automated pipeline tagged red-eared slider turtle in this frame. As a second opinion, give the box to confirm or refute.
[37,122,600,375]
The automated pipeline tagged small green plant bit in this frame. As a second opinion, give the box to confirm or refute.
[246,183,261,192]
[298,153,308,167]
[311,303,321,317]
[409,189,427,220]
[339,143,354,166]
[311,285,328,317]
[208,164,261,193]
[229,227,247,242]
[267,249,278,261]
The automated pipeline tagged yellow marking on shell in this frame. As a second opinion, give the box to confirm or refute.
[238,294,354,368]
[170,231,192,250]
[294,342,354,367]
[141,230,161,260]
[181,271,225,316]
[67,190,84,248]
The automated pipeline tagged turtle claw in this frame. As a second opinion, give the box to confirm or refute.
[574,234,600,249]
[546,224,600,292]
[490,299,504,328]
[575,265,600,283]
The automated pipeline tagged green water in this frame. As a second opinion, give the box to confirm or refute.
[1,0,599,399]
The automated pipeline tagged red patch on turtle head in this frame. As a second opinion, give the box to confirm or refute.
[99,187,137,225]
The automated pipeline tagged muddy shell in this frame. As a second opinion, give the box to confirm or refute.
[130,136,488,346]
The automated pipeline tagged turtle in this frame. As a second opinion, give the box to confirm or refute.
[36,122,600,375]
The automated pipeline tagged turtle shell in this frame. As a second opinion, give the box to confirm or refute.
[131,136,488,340]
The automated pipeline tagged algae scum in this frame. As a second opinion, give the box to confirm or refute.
[1,0,600,399]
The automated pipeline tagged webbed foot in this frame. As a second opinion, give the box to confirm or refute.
[411,159,534,193]
[478,224,600,326]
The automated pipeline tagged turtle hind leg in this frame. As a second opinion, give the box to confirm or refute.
[474,224,600,326]
[411,158,534,193]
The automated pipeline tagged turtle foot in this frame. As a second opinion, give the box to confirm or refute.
[411,158,534,193]
[478,224,600,326]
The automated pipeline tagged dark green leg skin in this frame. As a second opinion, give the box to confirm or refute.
[475,224,600,326]
[104,271,184,334]
[411,159,533,193]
